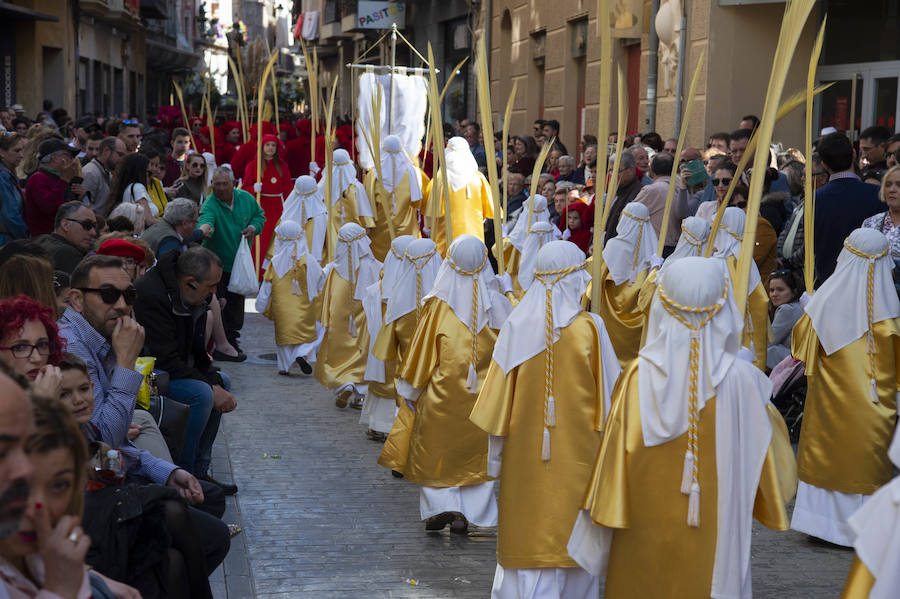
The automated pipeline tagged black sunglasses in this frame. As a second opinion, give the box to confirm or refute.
[78,285,137,305]
[64,218,97,231]
[712,177,732,186]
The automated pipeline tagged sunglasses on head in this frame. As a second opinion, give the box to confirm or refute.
[122,119,139,125]
[78,285,138,305]
[712,177,732,186]
[64,217,97,231]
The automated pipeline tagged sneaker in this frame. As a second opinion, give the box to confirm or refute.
[199,473,238,495]
[295,356,313,374]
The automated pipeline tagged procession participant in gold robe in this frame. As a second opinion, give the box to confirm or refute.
[712,206,768,370]
[515,221,557,294]
[791,228,900,547]
[594,202,660,366]
[637,216,711,340]
[421,137,494,256]
[470,239,621,598]
[360,234,415,439]
[321,148,375,236]
[282,174,328,262]
[839,426,900,599]
[364,135,424,261]
[498,194,559,293]
[255,220,324,375]
[568,256,796,598]
[398,235,513,533]
[314,222,383,408]
[374,238,442,473]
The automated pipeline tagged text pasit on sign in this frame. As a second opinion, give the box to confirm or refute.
[357,1,406,30]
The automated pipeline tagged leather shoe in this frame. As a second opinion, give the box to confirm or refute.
[212,349,247,363]
[200,473,238,495]
[295,356,312,374]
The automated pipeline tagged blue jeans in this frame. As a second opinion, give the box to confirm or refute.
[165,372,231,476]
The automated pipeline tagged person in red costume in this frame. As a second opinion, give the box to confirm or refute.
[200,125,225,164]
[562,200,592,254]
[278,122,297,143]
[231,121,277,184]
[285,119,312,178]
[241,133,293,268]
[335,124,356,161]
[219,120,242,166]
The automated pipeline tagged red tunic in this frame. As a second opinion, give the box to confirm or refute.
[241,158,292,274]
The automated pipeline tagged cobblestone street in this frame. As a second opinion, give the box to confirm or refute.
[210,308,856,598]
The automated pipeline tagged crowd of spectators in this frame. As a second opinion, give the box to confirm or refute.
[1,96,899,596]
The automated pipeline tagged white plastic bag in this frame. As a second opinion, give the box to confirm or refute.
[227,239,259,297]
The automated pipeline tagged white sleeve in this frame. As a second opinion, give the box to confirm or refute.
[255,281,273,314]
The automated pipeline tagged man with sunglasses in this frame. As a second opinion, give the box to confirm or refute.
[33,201,98,274]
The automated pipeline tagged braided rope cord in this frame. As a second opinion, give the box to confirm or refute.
[447,249,489,377]
[844,241,889,402]
[656,277,728,527]
[406,247,438,320]
[681,225,703,249]
[532,261,587,461]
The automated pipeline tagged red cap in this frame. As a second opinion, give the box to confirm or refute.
[97,238,146,263]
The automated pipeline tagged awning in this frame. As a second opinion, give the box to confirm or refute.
[0,1,59,21]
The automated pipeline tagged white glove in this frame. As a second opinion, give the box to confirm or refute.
[253,182,263,193]
[495,272,513,295]
[736,346,755,363]
[649,254,664,269]
[562,229,572,240]
[309,161,320,176]
[422,227,431,238]
[405,399,416,413]
[799,291,812,309]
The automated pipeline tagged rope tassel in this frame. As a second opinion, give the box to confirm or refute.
[291,278,302,296]
[541,426,551,462]
[547,395,556,427]
[680,451,695,495]
[348,314,357,337]
[466,362,478,394]
[687,482,701,528]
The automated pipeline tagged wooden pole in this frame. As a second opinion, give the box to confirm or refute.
[323,77,339,262]
[253,51,280,277]
[427,43,452,246]
[596,69,628,246]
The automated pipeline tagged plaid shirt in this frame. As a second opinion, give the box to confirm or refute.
[58,308,177,484]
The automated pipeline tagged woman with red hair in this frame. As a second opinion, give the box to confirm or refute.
[242,133,293,266]
[0,294,65,398]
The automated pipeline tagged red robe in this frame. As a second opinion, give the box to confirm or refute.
[241,158,292,273]
[285,137,311,178]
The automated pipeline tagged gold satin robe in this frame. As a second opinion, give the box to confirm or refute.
[399,298,497,487]
[725,256,768,371]
[841,556,876,598]
[792,314,900,494]
[470,313,613,569]
[636,268,659,347]
[590,263,649,367]
[313,270,369,391]
[262,257,321,346]
[364,169,425,262]
[421,171,494,256]
[327,185,376,252]
[374,311,421,471]
[582,362,795,597]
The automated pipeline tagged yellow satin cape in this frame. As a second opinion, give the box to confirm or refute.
[313,270,368,390]
[262,257,321,346]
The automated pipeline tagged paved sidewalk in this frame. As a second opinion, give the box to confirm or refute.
[211,309,854,598]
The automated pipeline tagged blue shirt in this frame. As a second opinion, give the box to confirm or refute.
[0,163,29,244]
[58,308,178,484]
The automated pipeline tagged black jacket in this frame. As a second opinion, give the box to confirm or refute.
[133,250,223,387]
[813,177,883,283]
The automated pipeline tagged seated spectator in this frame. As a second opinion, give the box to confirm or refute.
[142,198,202,257]
[23,139,79,236]
[695,162,737,223]
[0,251,57,315]
[0,132,29,244]
[539,175,556,201]
[862,165,900,260]
[108,152,156,229]
[108,202,144,235]
[33,202,98,274]
[175,153,209,205]
[541,119,567,155]
[509,136,536,175]
[0,361,34,558]
[556,155,584,184]
[0,295,65,399]
[766,269,803,370]
[96,238,150,282]
[56,354,228,598]
[138,142,170,216]
[82,137,125,215]
[133,248,239,493]
[575,143,597,183]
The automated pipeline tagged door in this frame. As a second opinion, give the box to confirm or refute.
[816,61,900,141]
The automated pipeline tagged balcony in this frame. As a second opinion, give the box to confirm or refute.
[80,0,140,24]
